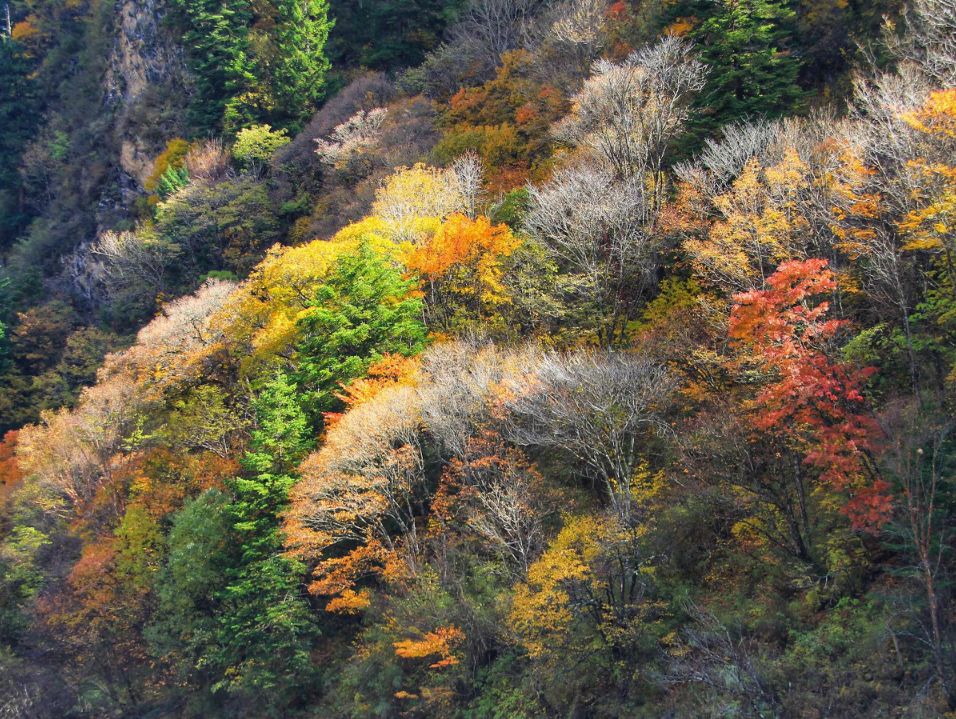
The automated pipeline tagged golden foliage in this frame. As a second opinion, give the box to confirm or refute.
[510,514,603,658]
[829,147,884,258]
[902,88,956,139]
[684,150,811,292]
[393,625,465,668]
[372,163,465,241]
[11,18,40,44]
[212,223,401,373]
[899,90,956,257]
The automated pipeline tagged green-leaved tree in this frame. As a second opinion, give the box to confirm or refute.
[295,242,428,416]
[690,0,804,137]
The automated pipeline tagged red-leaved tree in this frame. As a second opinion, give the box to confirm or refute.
[729,258,891,531]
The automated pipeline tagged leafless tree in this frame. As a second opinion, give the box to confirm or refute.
[451,151,485,219]
[290,383,430,569]
[847,67,929,215]
[554,36,705,186]
[675,120,783,195]
[532,38,703,339]
[135,277,234,352]
[504,350,674,527]
[532,0,609,85]
[16,374,144,513]
[0,664,68,719]
[89,228,177,300]
[881,399,956,699]
[184,139,231,184]
[14,278,234,515]
[466,466,546,575]
[289,340,547,578]
[314,107,388,169]
[524,165,658,343]
[449,0,548,75]
[836,68,935,391]
[453,436,552,575]
[0,683,43,719]
[548,0,607,48]
[885,0,956,86]
[663,600,780,718]
[418,339,541,458]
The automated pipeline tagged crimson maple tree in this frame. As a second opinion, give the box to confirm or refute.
[729,258,891,530]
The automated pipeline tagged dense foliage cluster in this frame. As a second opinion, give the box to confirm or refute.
[1,1,955,718]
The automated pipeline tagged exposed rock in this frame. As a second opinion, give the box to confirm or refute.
[119,138,151,188]
[104,0,188,187]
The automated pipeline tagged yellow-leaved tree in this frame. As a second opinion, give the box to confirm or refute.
[372,163,466,241]
[509,511,666,706]
[900,89,956,290]
[683,149,811,292]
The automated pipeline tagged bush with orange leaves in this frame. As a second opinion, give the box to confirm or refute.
[393,624,465,668]
[434,50,568,191]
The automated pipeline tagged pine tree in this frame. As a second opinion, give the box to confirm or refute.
[295,242,428,416]
[211,372,319,710]
[170,0,257,133]
[270,0,333,129]
[171,0,332,133]
[691,0,804,137]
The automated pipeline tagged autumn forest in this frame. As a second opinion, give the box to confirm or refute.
[0,0,955,717]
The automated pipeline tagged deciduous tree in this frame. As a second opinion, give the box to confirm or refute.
[554,35,705,186]
[405,213,520,327]
[505,350,674,527]
[525,165,659,343]
[729,258,890,531]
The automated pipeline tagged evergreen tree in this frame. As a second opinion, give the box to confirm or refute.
[0,37,39,247]
[147,489,233,706]
[296,242,428,416]
[150,375,320,714]
[327,0,463,69]
[210,372,319,711]
[690,0,804,136]
[171,0,332,133]
[170,0,257,133]
[270,0,333,130]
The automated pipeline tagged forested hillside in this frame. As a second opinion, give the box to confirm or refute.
[1,0,955,717]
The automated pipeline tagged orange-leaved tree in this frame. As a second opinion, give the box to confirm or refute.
[404,213,520,328]
[285,379,427,614]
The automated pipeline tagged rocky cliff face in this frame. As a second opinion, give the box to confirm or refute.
[61,0,189,306]
[104,0,187,187]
